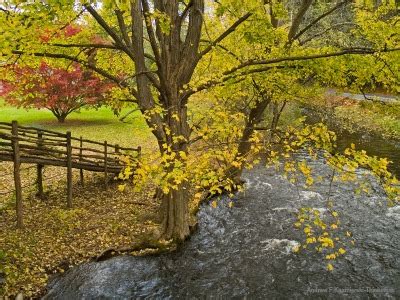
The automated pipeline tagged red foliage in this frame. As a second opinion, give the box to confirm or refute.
[39,24,82,42]
[64,24,82,37]
[2,62,114,122]
[0,80,13,96]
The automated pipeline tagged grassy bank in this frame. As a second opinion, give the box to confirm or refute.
[0,102,155,151]
[0,103,160,297]
[320,96,400,141]
[334,100,400,141]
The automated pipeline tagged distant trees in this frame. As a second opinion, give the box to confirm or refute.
[0,62,113,122]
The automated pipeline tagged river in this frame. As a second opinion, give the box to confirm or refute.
[45,125,400,299]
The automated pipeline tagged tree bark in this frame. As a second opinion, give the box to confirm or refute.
[160,183,190,241]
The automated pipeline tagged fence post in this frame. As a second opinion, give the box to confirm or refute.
[36,130,44,199]
[66,131,73,208]
[79,136,84,186]
[104,141,108,189]
[12,120,23,228]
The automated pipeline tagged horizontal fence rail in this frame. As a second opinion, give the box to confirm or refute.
[0,120,141,228]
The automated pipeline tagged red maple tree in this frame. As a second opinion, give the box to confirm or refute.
[1,62,113,122]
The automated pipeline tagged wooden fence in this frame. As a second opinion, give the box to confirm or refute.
[0,120,141,228]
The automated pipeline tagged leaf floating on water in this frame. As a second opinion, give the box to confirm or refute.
[228,202,234,208]
[211,201,217,208]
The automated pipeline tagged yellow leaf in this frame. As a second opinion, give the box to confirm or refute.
[228,202,234,208]
[327,263,334,271]
[118,184,126,192]
[211,201,217,208]
[179,151,187,160]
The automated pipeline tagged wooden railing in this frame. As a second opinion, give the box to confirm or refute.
[0,120,140,228]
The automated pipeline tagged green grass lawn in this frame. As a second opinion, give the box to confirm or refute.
[0,102,154,150]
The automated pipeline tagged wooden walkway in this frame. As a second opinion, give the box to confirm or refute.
[0,120,141,228]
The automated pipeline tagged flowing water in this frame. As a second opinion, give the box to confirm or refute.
[45,127,400,299]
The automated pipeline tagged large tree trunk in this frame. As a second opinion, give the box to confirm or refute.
[129,0,203,242]
[160,95,192,241]
[160,183,190,241]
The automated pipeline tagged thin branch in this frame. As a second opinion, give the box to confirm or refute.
[115,9,133,49]
[50,9,85,40]
[200,40,242,62]
[141,0,162,71]
[84,4,136,61]
[198,12,252,59]
[299,22,355,46]
[292,0,351,42]
[50,43,118,49]
[179,0,194,23]
[50,42,155,61]
[119,108,141,122]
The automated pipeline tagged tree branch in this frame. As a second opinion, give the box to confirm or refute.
[288,0,313,42]
[299,22,355,46]
[50,43,118,49]
[179,0,194,24]
[184,47,400,98]
[292,0,351,42]
[198,12,252,59]
[141,0,163,73]
[49,42,155,61]
[84,4,136,61]
[115,9,133,49]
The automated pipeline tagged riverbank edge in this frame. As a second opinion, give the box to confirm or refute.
[304,104,400,143]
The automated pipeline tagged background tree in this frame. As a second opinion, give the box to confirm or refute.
[1,62,114,123]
